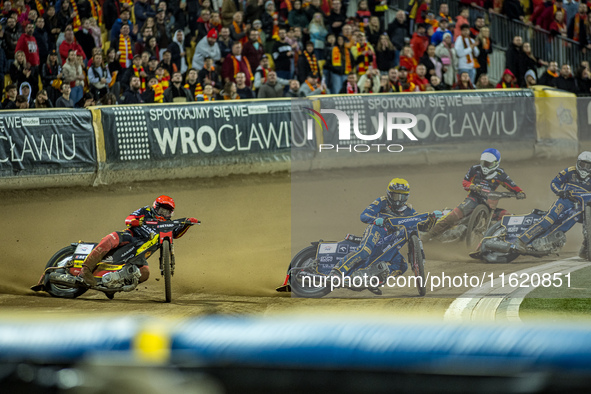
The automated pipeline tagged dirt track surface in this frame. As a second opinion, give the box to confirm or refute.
[0,158,580,319]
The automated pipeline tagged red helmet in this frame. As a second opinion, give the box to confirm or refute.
[153,195,175,220]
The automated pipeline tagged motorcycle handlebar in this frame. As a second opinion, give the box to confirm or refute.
[176,217,201,226]
[485,191,518,199]
[143,218,201,226]
[561,191,589,203]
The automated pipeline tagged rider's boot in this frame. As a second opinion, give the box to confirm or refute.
[79,264,97,287]
[511,237,527,253]
[78,232,120,287]
[427,208,462,240]
[79,247,105,287]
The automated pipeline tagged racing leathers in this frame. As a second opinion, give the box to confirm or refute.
[428,165,524,239]
[515,166,591,250]
[330,196,435,279]
[79,206,194,286]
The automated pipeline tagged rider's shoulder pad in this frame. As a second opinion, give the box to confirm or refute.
[377,196,387,204]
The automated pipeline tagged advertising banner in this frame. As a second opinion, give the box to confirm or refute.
[100,100,315,168]
[0,110,96,177]
[316,90,536,146]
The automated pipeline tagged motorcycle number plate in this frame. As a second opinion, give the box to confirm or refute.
[507,216,524,225]
[318,243,337,254]
[74,243,95,256]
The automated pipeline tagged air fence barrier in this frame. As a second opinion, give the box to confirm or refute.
[1,315,591,391]
[0,89,580,190]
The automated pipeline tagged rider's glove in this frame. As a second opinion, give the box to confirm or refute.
[128,216,145,227]
[516,191,526,200]
[374,218,386,227]
[187,217,200,225]
[557,189,573,200]
[419,213,438,232]
[469,184,483,193]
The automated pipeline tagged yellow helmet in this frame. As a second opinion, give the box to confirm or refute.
[387,178,410,208]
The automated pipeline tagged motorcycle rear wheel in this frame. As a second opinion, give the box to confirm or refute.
[408,235,426,297]
[290,246,331,298]
[162,240,172,303]
[466,204,490,249]
[43,246,88,299]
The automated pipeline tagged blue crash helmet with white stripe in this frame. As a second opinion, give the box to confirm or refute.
[480,148,501,176]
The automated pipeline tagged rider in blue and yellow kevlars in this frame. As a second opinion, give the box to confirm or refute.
[330,178,436,280]
[512,152,591,255]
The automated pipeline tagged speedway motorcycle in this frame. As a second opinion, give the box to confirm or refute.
[428,189,518,248]
[470,185,591,264]
[31,218,200,302]
[277,213,430,298]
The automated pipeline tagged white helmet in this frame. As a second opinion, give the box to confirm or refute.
[576,151,591,179]
[480,148,501,176]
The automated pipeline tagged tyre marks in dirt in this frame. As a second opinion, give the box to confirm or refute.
[444,257,591,322]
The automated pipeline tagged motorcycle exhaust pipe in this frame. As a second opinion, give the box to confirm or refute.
[482,239,512,253]
[48,272,83,287]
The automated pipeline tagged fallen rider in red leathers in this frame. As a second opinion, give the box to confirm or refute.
[79,195,199,286]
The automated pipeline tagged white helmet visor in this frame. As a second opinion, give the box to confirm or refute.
[578,160,591,173]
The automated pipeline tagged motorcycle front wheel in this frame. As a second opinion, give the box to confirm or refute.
[43,246,88,299]
[289,246,332,298]
[162,240,172,303]
[408,235,426,297]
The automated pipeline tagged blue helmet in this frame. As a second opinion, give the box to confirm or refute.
[480,148,501,176]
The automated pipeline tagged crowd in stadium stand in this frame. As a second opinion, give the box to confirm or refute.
[0,0,590,109]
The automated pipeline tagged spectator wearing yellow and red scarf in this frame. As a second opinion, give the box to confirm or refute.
[351,32,377,75]
[323,35,356,94]
[297,41,321,83]
[567,2,589,47]
[230,11,250,44]
[222,41,254,86]
[141,76,164,103]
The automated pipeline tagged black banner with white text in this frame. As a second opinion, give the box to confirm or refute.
[100,101,315,168]
[317,90,537,146]
[0,110,96,177]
